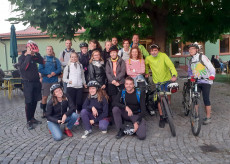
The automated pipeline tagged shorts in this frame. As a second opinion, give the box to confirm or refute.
[23,81,42,104]
[197,83,211,106]
[157,82,170,92]
[42,82,58,97]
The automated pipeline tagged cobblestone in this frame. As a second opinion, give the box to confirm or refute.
[1,69,230,163]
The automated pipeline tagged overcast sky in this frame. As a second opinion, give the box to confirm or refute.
[0,0,28,34]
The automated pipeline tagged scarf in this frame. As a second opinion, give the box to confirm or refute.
[92,60,104,67]
[90,94,98,99]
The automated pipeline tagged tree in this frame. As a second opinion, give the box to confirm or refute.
[8,0,230,52]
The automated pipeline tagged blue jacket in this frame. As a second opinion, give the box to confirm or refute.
[38,55,62,83]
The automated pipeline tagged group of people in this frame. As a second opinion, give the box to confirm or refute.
[17,34,216,141]
[211,55,228,74]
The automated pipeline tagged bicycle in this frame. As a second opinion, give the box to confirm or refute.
[181,76,208,136]
[138,81,179,137]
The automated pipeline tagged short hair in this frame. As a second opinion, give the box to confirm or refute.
[105,40,112,45]
[122,39,130,44]
[125,76,134,84]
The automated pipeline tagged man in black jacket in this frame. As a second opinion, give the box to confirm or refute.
[18,41,44,130]
[112,76,146,140]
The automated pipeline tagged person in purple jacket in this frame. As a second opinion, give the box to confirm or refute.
[81,81,109,138]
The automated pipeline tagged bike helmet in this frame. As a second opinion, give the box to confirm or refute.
[87,80,101,88]
[149,44,160,50]
[79,42,88,48]
[188,43,199,49]
[167,82,179,93]
[50,83,62,94]
[26,40,39,52]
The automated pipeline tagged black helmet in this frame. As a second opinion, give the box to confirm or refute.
[87,80,101,88]
[50,84,62,94]
[188,43,199,49]
[109,45,119,52]
[79,42,88,48]
[149,44,160,50]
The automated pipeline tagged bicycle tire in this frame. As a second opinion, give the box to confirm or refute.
[190,98,202,136]
[182,84,190,116]
[162,97,176,137]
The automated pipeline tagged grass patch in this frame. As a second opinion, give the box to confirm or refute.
[215,74,230,84]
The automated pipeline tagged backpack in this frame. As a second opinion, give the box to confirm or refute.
[44,55,57,70]
[121,89,141,104]
[120,49,123,58]
[189,53,205,67]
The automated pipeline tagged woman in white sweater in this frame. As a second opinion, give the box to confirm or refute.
[63,52,87,114]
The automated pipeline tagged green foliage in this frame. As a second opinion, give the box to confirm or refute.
[8,0,230,45]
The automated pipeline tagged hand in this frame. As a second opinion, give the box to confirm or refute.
[112,80,117,85]
[47,74,52,78]
[171,76,177,82]
[69,81,72,84]
[60,58,64,62]
[190,76,195,82]
[84,84,87,88]
[90,120,94,125]
[61,114,67,124]
[209,76,215,80]
[101,85,106,89]
[92,106,98,117]
[58,120,62,124]
[125,106,133,116]
[133,122,139,132]
[26,47,32,55]
[50,72,56,77]
[145,74,149,78]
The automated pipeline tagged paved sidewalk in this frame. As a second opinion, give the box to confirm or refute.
[0,70,230,164]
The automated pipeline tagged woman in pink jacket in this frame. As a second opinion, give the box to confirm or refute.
[126,47,146,87]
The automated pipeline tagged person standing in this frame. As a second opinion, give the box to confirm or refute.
[88,40,102,58]
[188,43,215,125]
[18,40,44,130]
[118,39,131,62]
[101,41,112,64]
[59,40,75,93]
[112,37,122,50]
[131,34,149,58]
[38,46,62,118]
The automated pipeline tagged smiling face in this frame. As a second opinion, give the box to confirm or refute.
[112,37,118,46]
[92,51,101,61]
[89,41,97,50]
[54,88,63,98]
[189,47,198,56]
[81,47,88,54]
[70,53,78,63]
[132,35,139,44]
[125,79,135,93]
[105,41,112,51]
[89,87,97,96]
[110,51,118,59]
[65,40,72,50]
[131,48,138,59]
[123,40,129,49]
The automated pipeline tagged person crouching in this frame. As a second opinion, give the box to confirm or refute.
[81,81,109,139]
[46,84,79,141]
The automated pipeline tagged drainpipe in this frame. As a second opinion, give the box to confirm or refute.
[0,41,8,71]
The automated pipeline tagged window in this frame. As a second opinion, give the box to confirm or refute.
[220,36,230,55]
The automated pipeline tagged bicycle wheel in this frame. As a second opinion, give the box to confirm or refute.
[162,97,176,137]
[182,84,190,116]
[190,98,202,136]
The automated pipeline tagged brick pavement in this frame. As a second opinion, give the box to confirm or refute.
[1,70,230,164]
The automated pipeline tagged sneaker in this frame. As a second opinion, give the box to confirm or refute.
[27,121,34,130]
[116,129,125,139]
[150,110,155,116]
[102,130,107,134]
[64,129,73,137]
[203,117,211,125]
[81,130,92,139]
[159,117,165,128]
[31,118,42,124]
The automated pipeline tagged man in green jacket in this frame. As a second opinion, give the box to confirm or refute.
[145,44,177,128]
[131,34,149,58]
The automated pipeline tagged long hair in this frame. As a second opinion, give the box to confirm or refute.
[130,47,142,59]
[89,40,102,50]
[47,45,55,56]
[89,50,104,63]
[52,90,67,106]
[68,52,79,65]
[88,88,109,102]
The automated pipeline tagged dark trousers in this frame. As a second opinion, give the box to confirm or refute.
[23,81,42,122]
[81,109,109,131]
[198,83,211,106]
[112,106,146,140]
[67,87,83,112]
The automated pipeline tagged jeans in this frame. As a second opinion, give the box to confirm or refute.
[47,112,78,141]
[133,75,147,87]
[81,109,109,131]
